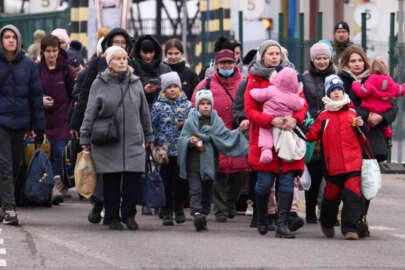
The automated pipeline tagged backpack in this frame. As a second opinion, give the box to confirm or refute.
[24,149,54,205]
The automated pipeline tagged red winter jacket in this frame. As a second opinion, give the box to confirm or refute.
[192,68,250,173]
[244,72,307,173]
[305,106,362,176]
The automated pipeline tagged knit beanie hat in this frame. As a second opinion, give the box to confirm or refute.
[67,40,84,67]
[334,21,350,33]
[51,28,69,44]
[161,71,182,91]
[258,40,281,60]
[215,49,235,63]
[195,88,214,108]
[324,74,345,96]
[33,29,46,42]
[310,42,331,61]
[104,45,127,64]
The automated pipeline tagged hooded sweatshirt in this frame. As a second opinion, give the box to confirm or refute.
[0,25,45,131]
[132,35,171,105]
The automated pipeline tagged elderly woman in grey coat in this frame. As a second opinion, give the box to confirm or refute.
[80,46,153,231]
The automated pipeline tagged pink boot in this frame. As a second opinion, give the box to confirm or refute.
[260,149,273,163]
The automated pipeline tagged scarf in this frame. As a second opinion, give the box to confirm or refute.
[177,108,248,180]
[322,93,351,111]
[250,59,293,79]
[342,68,370,82]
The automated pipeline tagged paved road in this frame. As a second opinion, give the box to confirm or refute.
[1,174,405,270]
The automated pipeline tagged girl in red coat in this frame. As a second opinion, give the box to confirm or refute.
[244,40,307,238]
[306,74,364,240]
[351,57,405,140]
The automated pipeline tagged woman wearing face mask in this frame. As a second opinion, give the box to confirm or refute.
[244,40,307,238]
[164,38,199,100]
[192,49,250,223]
[302,42,335,224]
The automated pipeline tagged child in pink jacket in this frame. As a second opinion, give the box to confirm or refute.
[352,57,405,139]
[249,67,305,163]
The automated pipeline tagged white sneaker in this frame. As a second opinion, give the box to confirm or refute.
[245,200,254,216]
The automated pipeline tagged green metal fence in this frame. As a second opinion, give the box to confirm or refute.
[0,9,70,50]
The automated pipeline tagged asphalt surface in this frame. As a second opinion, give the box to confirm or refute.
[1,174,405,270]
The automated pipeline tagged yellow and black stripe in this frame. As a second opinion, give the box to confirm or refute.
[194,0,231,74]
[70,0,89,48]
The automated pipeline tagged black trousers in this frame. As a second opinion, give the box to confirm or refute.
[0,127,25,210]
[305,159,323,218]
[160,156,188,215]
[103,172,142,221]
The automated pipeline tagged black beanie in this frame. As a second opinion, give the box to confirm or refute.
[334,21,350,33]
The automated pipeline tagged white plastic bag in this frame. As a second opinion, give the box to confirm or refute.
[361,159,382,200]
[299,164,312,191]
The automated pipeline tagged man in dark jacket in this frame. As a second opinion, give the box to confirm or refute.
[131,35,171,106]
[69,27,134,225]
[0,25,45,225]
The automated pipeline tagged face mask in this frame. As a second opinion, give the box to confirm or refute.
[218,68,234,77]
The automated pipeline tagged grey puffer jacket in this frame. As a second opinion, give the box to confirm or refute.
[80,70,153,173]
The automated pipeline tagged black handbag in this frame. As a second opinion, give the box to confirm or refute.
[90,84,130,145]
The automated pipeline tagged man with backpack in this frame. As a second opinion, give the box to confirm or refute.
[0,25,45,225]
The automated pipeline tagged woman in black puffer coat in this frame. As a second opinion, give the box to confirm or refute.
[302,42,335,224]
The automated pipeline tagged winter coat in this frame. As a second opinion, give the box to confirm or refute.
[351,74,405,114]
[231,77,249,127]
[250,67,305,155]
[338,69,397,161]
[132,35,171,105]
[80,70,153,173]
[302,62,336,119]
[166,60,199,100]
[244,72,307,174]
[332,40,353,66]
[192,68,250,173]
[39,50,75,141]
[70,28,135,131]
[305,106,362,176]
[0,25,45,132]
[151,91,192,157]
[178,108,249,181]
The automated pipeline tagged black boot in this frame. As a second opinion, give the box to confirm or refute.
[275,191,295,239]
[249,206,257,228]
[255,193,269,235]
[268,213,276,231]
[288,212,304,232]
[88,199,103,224]
[174,208,186,224]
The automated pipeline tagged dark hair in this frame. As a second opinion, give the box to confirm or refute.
[40,35,60,52]
[164,38,184,55]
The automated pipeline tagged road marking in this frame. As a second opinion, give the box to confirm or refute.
[0,249,5,255]
[0,259,6,267]
[369,226,396,231]
[393,234,405,240]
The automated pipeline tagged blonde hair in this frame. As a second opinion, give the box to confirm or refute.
[370,57,388,75]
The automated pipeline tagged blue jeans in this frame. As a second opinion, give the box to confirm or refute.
[256,171,295,195]
[50,140,69,177]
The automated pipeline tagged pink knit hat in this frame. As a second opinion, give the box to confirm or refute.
[310,43,331,61]
[51,28,70,45]
[104,45,127,64]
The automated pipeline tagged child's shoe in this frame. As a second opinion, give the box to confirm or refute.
[344,231,359,240]
[2,209,18,225]
[193,213,205,231]
[321,225,335,238]
[260,149,273,163]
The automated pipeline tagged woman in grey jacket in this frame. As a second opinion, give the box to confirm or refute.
[80,46,153,230]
